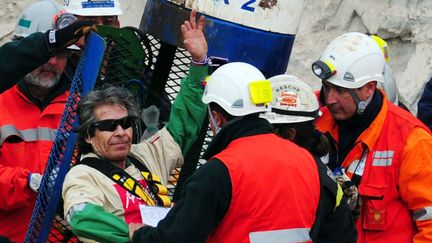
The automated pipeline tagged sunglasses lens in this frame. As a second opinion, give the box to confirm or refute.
[95,120,117,132]
[93,116,134,132]
[120,116,134,130]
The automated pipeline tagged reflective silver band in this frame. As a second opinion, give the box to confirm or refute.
[0,125,57,145]
[249,228,311,243]
[413,206,432,221]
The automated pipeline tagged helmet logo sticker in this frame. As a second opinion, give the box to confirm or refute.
[232,99,244,108]
[279,91,299,107]
[343,72,355,82]
[82,0,115,9]
[275,85,301,108]
[18,18,31,28]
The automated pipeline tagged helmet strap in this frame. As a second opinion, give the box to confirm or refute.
[348,90,373,114]
[208,106,221,135]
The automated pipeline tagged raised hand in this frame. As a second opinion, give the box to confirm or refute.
[181,10,208,63]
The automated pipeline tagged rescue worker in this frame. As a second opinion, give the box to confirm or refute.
[261,74,357,242]
[0,1,94,242]
[129,62,331,243]
[318,34,409,111]
[262,74,330,157]
[61,0,123,51]
[63,0,173,123]
[313,32,432,242]
[64,0,122,27]
[62,10,209,242]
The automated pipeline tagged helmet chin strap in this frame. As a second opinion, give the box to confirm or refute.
[208,105,245,135]
[208,107,221,135]
[348,90,373,114]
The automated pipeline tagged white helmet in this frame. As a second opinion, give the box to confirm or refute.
[312,32,385,89]
[14,0,64,38]
[261,75,320,124]
[202,62,272,116]
[370,35,399,104]
[63,0,123,16]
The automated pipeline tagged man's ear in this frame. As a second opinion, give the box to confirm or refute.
[211,110,225,128]
[364,81,377,96]
[84,128,92,144]
[287,128,297,141]
[85,135,92,144]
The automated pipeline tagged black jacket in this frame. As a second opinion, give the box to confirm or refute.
[132,115,356,243]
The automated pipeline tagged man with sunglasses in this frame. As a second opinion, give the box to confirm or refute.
[0,1,96,242]
[314,32,432,242]
[62,10,209,242]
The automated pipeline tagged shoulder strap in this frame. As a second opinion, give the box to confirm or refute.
[80,157,157,206]
[127,154,150,173]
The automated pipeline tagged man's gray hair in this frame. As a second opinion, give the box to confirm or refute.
[76,86,140,154]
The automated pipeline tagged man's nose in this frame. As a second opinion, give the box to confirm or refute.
[325,88,338,104]
[48,56,59,65]
[113,125,127,135]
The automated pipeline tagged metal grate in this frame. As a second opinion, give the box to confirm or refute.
[25,32,106,243]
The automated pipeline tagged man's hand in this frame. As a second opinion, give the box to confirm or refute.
[129,223,145,240]
[181,10,208,63]
[45,20,96,51]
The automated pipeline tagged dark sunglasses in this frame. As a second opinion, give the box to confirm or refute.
[91,116,135,132]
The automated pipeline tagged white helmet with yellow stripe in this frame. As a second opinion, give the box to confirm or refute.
[202,62,272,116]
[312,32,385,89]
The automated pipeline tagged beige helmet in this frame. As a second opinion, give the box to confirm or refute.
[14,0,64,38]
[261,74,320,124]
[63,0,123,16]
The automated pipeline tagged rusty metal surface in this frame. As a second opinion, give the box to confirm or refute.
[258,0,278,9]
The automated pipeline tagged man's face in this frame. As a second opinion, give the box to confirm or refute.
[322,81,362,121]
[73,15,119,48]
[77,15,119,27]
[87,103,133,161]
[24,52,68,89]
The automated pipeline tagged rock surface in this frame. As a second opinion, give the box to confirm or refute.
[2,0,431,113]
[287,0,432,113]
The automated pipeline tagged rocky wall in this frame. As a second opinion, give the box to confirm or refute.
[2,0,431,113]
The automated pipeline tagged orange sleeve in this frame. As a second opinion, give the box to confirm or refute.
[399,127,432,242]
[0,163,35,210]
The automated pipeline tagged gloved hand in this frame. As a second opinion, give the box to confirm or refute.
[140,105,160,141]
[28,173,42,193]
[45,20,96,51]
[334,170,360,218]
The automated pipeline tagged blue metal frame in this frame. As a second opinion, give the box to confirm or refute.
[24,32,106,243]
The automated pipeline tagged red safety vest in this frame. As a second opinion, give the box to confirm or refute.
[0,85,67,242]
[317,96,430,242]
[207,133,320,243]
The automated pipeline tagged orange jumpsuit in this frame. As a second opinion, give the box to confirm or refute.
[317,93,432,242]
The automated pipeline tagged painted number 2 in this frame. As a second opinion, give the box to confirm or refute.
[224,0,256,12]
